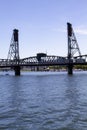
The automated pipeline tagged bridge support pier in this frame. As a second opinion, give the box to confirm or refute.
[67,64,73,75]
[37,66,39,71]
[14,66,21,76]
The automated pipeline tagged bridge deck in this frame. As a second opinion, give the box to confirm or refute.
[0,55,87,68]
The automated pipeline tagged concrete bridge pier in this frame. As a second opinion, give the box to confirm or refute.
[36,66,39,71]
[14,66,21,76]
[67,64,73,75]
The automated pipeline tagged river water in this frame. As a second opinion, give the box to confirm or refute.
[0,71,87,130]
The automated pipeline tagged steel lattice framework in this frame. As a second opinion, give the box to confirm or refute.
[20,55,68,66]
[67,23,81,59]
[7,29,20,62]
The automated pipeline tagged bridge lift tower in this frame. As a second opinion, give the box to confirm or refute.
[67,22,81,74]
[6,23,81,76]
[7,29,20,75]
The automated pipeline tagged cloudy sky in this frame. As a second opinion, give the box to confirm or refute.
[0,0,87,58]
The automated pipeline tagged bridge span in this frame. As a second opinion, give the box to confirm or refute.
[0,23,87,75]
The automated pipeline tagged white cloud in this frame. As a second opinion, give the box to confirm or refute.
[75,28,87,35]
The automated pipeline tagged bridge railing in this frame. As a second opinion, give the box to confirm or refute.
[0,59,20,67]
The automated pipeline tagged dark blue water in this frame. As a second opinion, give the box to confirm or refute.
[0,71,87,130]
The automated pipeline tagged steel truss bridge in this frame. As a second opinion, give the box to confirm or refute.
[0,23,87,75]
[0,55,87,67]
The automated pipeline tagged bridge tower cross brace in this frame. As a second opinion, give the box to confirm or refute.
[7,29,20,75]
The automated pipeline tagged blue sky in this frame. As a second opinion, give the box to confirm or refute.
[0,0,87,58]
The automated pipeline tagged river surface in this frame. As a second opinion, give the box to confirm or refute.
[0,71,87,130]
